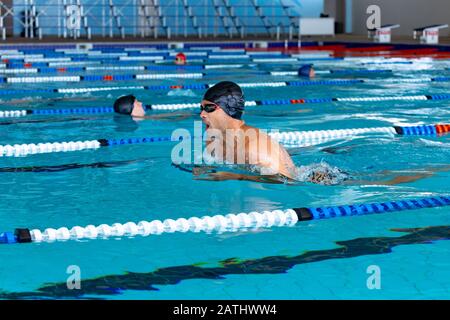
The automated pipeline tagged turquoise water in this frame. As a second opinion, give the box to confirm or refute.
[0,53,449,299]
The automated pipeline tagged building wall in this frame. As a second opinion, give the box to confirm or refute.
[352,0,450,36]
[287,0,323,17]
[323,0,345,33]
[9,0,322,37]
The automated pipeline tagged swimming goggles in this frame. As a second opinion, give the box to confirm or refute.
[200,103,218,113]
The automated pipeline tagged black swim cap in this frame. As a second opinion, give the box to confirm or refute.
[203,81,245,119]
[113,94,136,115]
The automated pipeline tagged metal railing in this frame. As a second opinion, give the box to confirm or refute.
[0,0,300,40]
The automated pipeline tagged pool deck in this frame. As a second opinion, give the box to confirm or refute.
[1,34,450,46]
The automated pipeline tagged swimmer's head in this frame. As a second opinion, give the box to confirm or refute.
[200,81,245,129]
[113,94,145,117]
[298,64,315,78]
[202,81,245,118]
[175,52,187,65]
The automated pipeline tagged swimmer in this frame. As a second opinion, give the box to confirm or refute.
[175,52,187,65]
[197,81,297,182]
[113,94,190,121]
[298,64,315,78]
[189,128,450,185]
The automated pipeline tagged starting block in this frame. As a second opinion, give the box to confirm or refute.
[368,24,400,43]
[413,24,448,44]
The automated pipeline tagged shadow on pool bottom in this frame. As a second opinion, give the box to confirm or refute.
[1,225,449,299]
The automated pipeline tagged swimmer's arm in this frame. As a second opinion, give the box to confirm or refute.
[345,165,450,186]
[194,171,285,184]
[172,163,284,183]
[344,172,434,186]
[172,163,218,175]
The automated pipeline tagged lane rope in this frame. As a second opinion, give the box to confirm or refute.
[1,195,448,244]
[2,72,204,83]
[0,124,447,157]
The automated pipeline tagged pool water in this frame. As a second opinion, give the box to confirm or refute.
[0,50,449,299]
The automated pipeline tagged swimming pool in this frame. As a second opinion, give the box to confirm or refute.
[0,43,449,299]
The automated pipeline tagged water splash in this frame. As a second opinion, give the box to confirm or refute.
[295,161,349,185]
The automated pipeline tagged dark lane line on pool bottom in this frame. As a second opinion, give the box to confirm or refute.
[0,158,150,173]
[0,116,109,126]
[0,224,448,299]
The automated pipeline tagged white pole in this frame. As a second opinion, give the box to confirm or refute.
[62,0,66,38]
[109,0,113,38]
[298,17,301,48]
[29,1,34,39]
[102,0,105,37]
[25,0,29,38]
[57,0,61,37]
[1,16,5,40]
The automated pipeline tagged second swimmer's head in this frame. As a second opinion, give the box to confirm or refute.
[175,52,187,65]
[113,94,145,117]
[298,64,315,78]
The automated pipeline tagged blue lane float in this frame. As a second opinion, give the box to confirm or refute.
[2,75,450,98]
[1,53,312,67]
[0,79,366,96]
[0,134,177,157]
[0,124,448,157]
[330,69,393,74]
[298,196,450,220]
[0,64,238,74]
[1,195,448,244]
[2,92,450,117]
[361,61,414,65]
[270,69,393,76]
[3,72,204,83]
